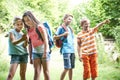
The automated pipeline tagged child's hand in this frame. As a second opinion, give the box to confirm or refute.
[79,56,82,62]
[22,34,27,41]
[23,40,28,48]
[104,19,110,24]
[53,36,59,40]
[79,58,82,62]
[30,59,33,64]
[42,53,47,60]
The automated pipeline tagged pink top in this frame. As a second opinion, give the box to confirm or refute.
[28,25,45,48]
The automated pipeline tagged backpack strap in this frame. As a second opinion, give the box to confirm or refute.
[68,26,73,33]
[61,24,68,32]
[61,24,73,33]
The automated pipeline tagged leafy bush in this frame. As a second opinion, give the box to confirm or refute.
[0,0,11,33]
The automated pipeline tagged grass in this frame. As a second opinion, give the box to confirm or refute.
[97,62,120,80]
[0,33,120,80]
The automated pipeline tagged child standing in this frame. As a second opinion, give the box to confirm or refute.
[77,18,110,80]
[22,11,50,80]
[7,17,28,80]
[54,14,75,80]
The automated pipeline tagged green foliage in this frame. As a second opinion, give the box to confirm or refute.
[101,0,120,18]
[72,4,84,34]
[0,72,8,80]
[100,0,120,38]
[0,34,7,55]
[0,0,11,32]
[0,59,8,72]
[98,62,120,80]
[0,0,70,34]
[0,34,9,79]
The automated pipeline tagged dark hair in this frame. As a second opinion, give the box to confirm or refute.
[13,16,21,25]
[63,14,73,20]
[80,18,90,26]
[22,11,40,29]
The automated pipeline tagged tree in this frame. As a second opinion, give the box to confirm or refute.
[0,0,10,32]
[0,0,70,34]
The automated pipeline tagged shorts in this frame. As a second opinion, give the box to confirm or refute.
[63,53,75,69]
[82,53,98,79]
[10,54,28,64]
[32,52,50,61]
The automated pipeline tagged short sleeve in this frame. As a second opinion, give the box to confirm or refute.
[9,29,15,36]
[55,26,63,35]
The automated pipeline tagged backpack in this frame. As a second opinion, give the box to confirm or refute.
[36,22,54,50]
[54,25,68,48]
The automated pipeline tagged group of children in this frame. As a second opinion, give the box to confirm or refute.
[6,11,110,80]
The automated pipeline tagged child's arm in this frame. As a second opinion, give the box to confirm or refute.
[93,19,110,33]
[54,26,69,40]
[38,25,49,59]
[10,32,27,45]
[23,39,28,48]
[77,37,82,62]
[96,19,110,28]
[54,32,68,40]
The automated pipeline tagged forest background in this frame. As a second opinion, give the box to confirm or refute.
[0,0,120,80]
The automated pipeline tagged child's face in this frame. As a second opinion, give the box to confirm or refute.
[14,20,23,31]
[82,21,90,31]
[23,16,34,27]
[64,16,73,26]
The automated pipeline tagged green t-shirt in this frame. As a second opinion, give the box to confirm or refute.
[8,29,28,55]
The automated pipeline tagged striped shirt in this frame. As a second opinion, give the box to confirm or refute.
[77,27,98,54]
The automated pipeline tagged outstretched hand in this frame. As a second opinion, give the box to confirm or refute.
[103,19,110,24]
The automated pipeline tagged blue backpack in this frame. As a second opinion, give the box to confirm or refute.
[35,22,54,52]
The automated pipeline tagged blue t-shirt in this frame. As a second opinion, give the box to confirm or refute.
[8,29,28,55]
[55,26,75,54]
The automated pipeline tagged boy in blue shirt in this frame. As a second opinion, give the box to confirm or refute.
[54,14,75,80]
